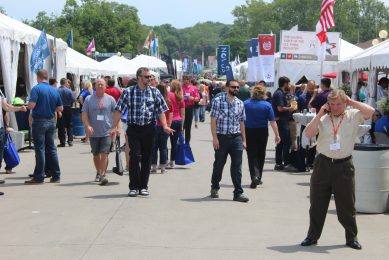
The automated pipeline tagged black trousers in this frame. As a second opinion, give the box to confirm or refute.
[57,106,73,144]
[184,106,194,144]
[307,154,358,243]
[245,127,269,181]
[126,124,155,190]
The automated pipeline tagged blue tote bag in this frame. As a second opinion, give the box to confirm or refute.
[4,133,20,168]
[175,133,195,165]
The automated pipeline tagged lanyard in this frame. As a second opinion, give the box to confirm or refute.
[330,113,345,141]
[95,94,106,113]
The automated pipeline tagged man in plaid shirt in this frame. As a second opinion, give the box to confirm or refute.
[210,79,249,203]
[111,67,173,197]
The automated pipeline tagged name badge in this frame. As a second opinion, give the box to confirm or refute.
[330,143,341,151]
[97,115,104,121]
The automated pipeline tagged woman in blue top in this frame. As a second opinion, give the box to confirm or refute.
[244,85,281,188]
[78,80,94,142]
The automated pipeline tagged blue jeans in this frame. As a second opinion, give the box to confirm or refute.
[152,126,169,165]
[0,127,5,169]
[275,120,291,165]
[199,105,206,122]
[169,120,182,161]
[32,118,61,181]
[193,106,200,123]
[211,134,244,196]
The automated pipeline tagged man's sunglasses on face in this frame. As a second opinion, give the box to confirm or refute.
[142,75,152,79]
[229,86,239,90]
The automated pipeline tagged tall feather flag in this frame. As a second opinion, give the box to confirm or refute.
[143,30,153,49]
[30,28,51,73]
[86,38,95,55]
[151,35,158,57]
[67,30,73,48]
[316,0,335,61]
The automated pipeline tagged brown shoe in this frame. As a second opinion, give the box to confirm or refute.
[24,179,44,185]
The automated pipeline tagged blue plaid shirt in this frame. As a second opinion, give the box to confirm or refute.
[114,85,168,126]
[210,94,245,134]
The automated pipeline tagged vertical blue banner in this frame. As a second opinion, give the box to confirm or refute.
[217,45,230,76]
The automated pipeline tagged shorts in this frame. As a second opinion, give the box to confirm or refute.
[89,136,112,156]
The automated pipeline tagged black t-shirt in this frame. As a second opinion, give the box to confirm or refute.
[272,88,289,120]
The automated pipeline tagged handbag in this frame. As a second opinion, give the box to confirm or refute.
[112,135,124,176]
[4,133,20,169]
[175,133,195,165]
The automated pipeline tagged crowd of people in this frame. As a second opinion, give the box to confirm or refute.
[0,67,378,250]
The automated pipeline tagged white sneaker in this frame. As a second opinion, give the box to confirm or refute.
[99,175,108,185]
[128,190,139,197]
[94,173,100,182]
[166,161,175,169]
[151,165,157,173]
[140,189,149,196]
[161,165,166,174]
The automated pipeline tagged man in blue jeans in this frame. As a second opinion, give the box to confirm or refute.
[272,76,295,171]
[25,69,63,184]
[210,79,249,203]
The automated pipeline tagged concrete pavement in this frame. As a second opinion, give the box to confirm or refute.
[0,119,388,260]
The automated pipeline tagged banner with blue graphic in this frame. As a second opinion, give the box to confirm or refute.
[30,29,51,73]
[217,45,230,76]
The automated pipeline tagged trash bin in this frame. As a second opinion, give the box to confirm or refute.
[353,143,389,213]
[72,107,85,137]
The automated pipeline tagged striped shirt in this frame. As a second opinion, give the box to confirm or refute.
[210,94,245,134]
[114,85,168,126]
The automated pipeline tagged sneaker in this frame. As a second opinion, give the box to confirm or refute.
[49,178,60,183]
[140,189,149,196]
[150,165,157,173]
[284,164,299,172]
[5,169,13,174]
[128,190,139,197]
[0,191,4,196]
[57,143,65,147]
[233,194,249,203]
[166,161,175,169]
[210,188,219,198]
[94,173,100,182]
[274,164,285,171]
[24,179,44,185]
[161,166,166,174]
[99,176,108,186]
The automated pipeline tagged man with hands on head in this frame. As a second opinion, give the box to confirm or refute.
[301,89,374,250]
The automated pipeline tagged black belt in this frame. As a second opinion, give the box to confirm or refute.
[318,153,352,164]
[218,133,241,138]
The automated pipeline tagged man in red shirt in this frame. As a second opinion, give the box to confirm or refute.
[182,76,200,144]
[105,79,122,102]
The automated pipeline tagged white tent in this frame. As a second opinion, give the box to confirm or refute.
[275,39,362,88]
[0,13,67,128]
[100,55,139,76]
[129,54,167,72]
[66,48,117,91]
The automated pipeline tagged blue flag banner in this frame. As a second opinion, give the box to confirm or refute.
[217,45,230,76]
[67,31,73,48]
[225,64,234,81]
[30,29,51,73]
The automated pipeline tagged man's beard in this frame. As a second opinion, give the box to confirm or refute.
[229,90,238,96]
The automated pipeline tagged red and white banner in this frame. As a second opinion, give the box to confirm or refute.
[86,38,95,54]
[258,34,275,83]
[316,0,335,61]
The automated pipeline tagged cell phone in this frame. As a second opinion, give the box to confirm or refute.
[324,103,331,113]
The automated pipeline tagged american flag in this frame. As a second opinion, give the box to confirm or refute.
[316,0,335,44]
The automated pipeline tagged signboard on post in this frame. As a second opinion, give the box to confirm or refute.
[217,45,230,76]
[280,30,340,61]
[258,34,275,83]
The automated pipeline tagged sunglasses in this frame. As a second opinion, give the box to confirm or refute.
[229,86,239,89]
[142,75,152,79]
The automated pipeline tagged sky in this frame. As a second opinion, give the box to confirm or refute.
[1,0,249,28]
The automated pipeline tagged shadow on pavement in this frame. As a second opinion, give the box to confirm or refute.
[59,181,120,187]
[3,176,30,180]
[220,184,251,188]
[181,196,232,202]
[84,194,128,199]
[268,244,344,254]
[296,182,310,186]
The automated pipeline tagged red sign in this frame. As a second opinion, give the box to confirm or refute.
[286,53,293,59]
[258,35,275,55]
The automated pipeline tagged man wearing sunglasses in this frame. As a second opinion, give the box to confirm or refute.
[210,79,249,202]
[111,67,173,197]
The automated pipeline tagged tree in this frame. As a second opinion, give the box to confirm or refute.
[0,6,6,15]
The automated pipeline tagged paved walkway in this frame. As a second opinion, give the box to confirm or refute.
[1,119,388,260]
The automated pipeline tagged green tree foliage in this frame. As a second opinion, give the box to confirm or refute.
[0,6,6,15]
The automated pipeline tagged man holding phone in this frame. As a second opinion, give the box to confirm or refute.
[301,89,374,250]
[309,77,332,112]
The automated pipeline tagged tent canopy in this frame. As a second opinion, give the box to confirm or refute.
[100,55,139,76]
[129,54,167,70]
[66,48,117,76]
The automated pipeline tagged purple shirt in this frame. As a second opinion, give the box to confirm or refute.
[311,89,331,111]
